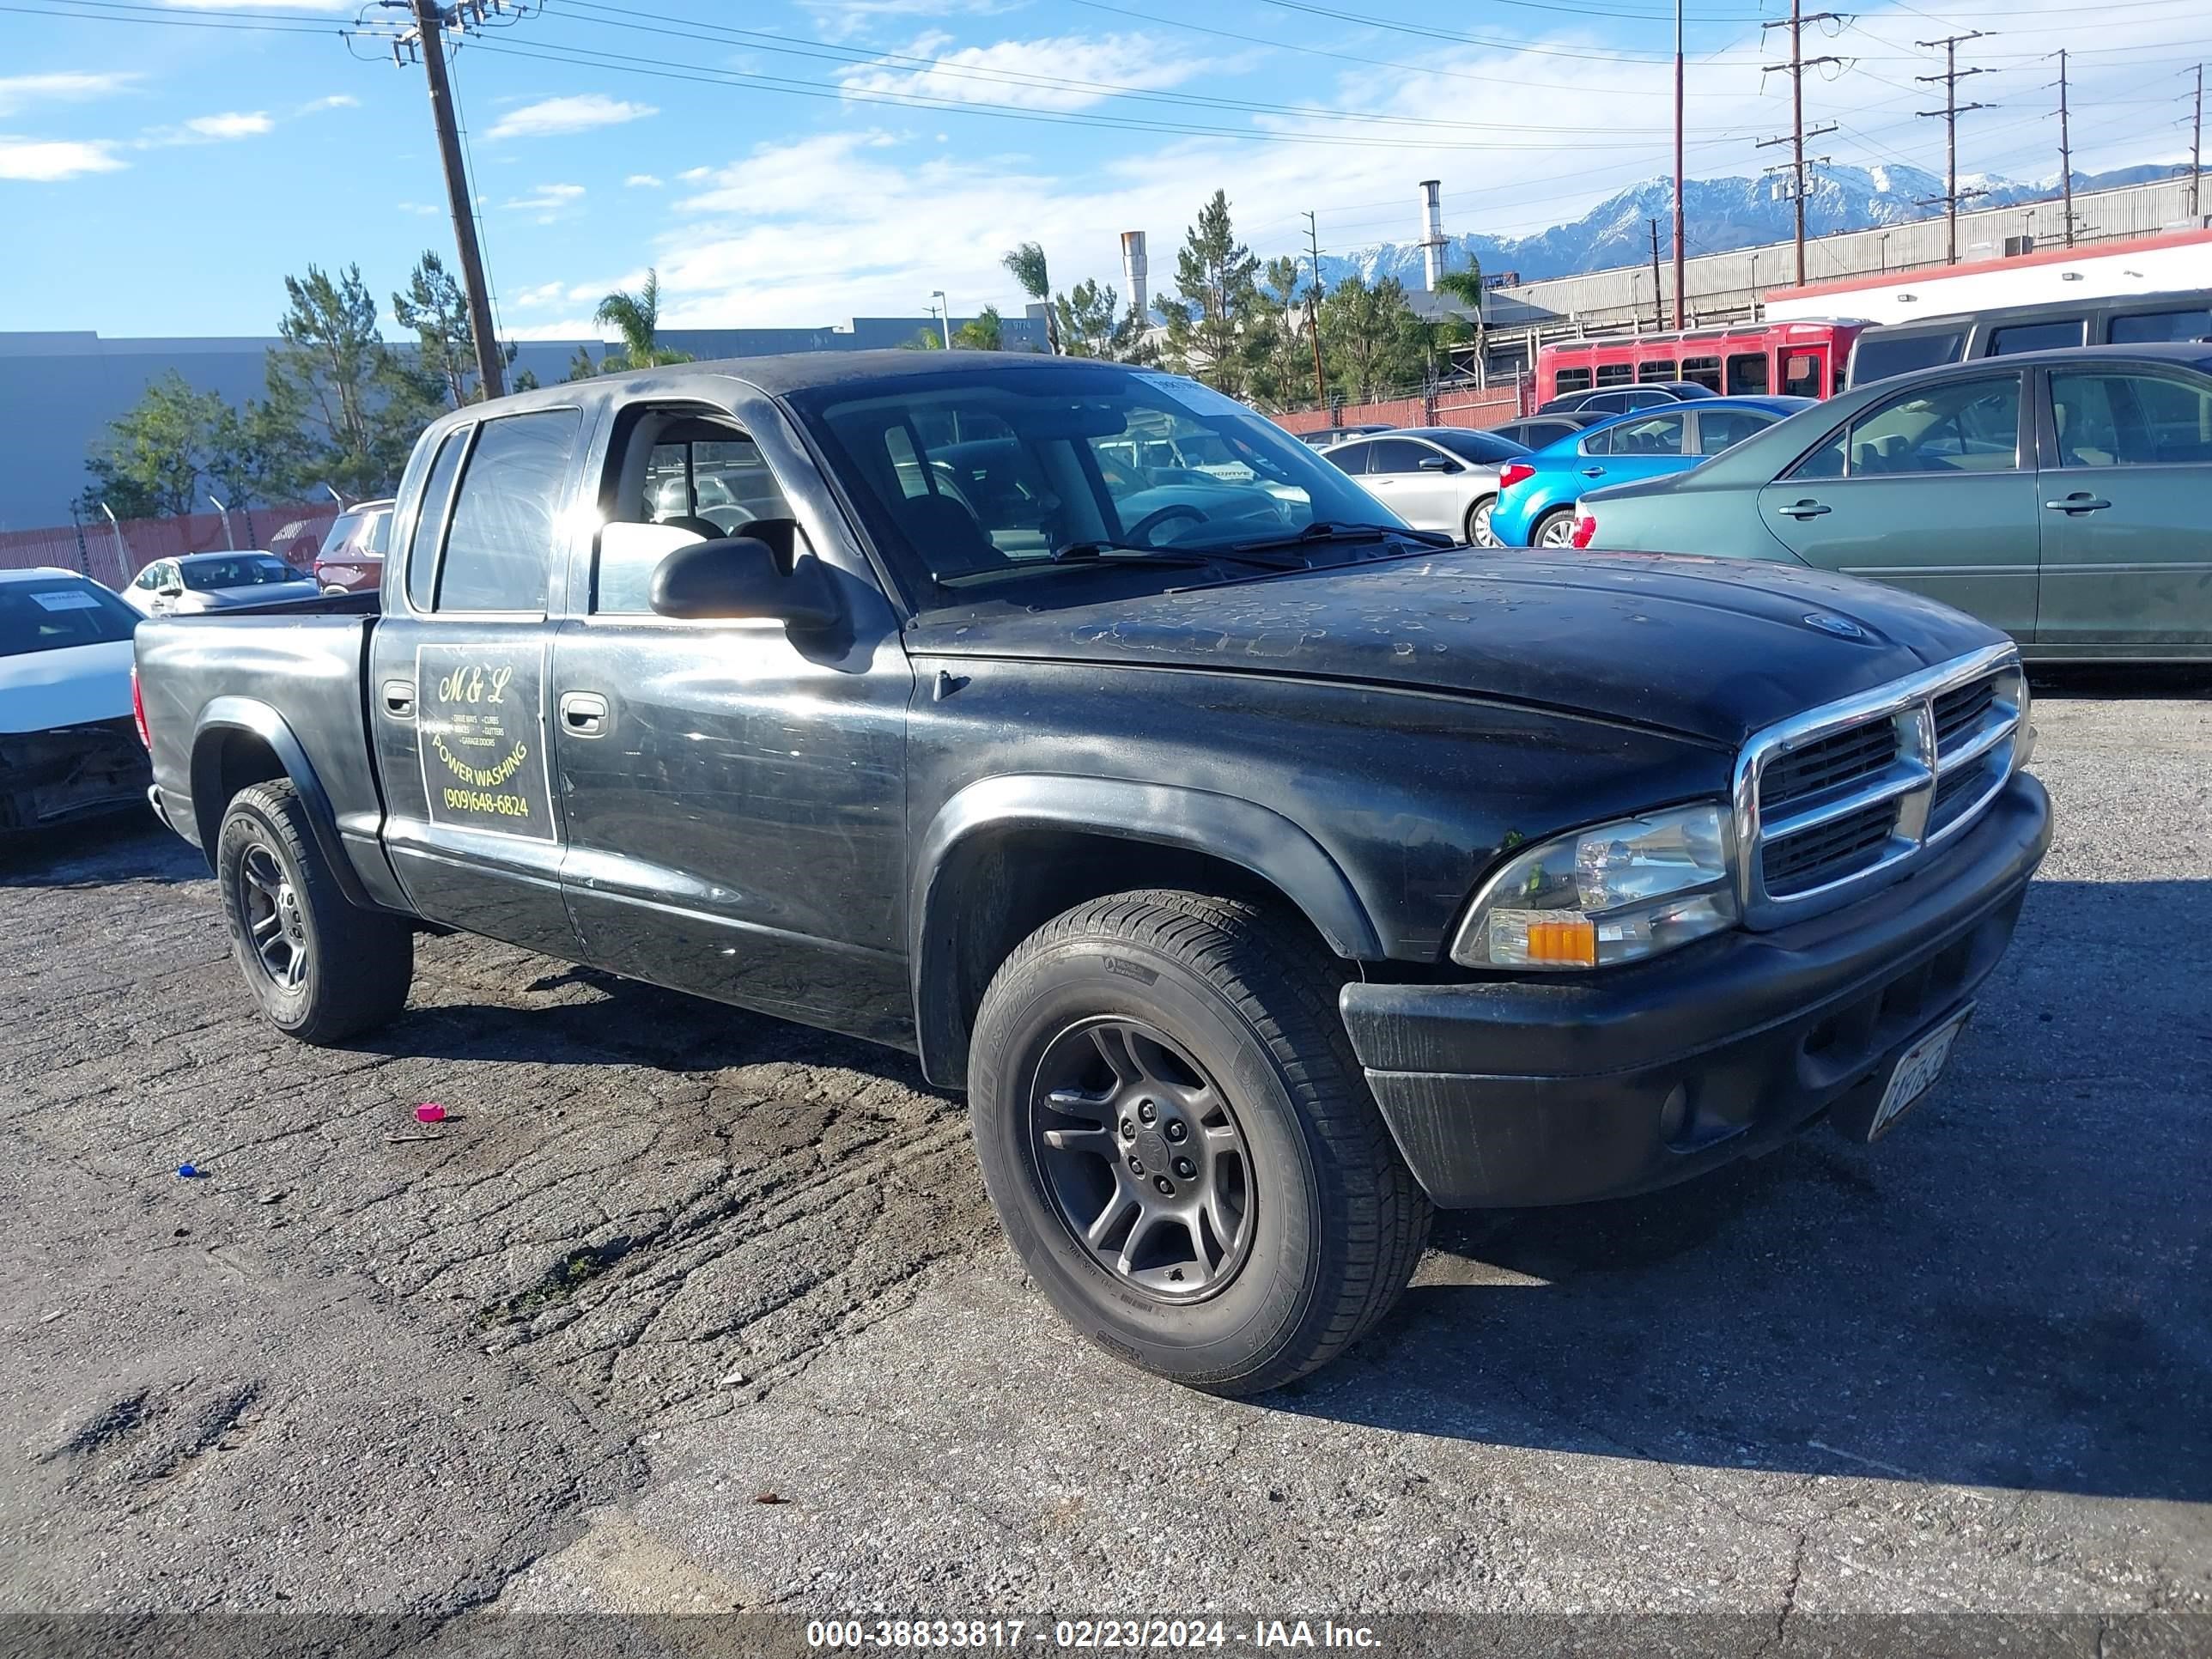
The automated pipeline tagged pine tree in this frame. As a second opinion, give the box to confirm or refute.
[1161,191,1260,396]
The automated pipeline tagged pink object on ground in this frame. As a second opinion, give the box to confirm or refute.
[414,1103,447,1124]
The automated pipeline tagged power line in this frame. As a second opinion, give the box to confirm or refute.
[1917,32,1997,265]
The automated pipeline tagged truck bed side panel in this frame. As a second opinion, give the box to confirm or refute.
[137,612,404,908]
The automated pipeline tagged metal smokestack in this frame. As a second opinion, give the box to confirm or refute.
[1121,230,1149,322]
[1419,179,1446,291]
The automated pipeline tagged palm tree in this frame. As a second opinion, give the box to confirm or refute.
[1001,241,1058,352]
[593,270,691,371]
[1433,265,1487,382]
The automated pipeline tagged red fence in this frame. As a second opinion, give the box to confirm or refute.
[0,503,342,591]
[1273,380,1530,438]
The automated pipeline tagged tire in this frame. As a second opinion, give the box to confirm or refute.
[1466,495,1500,549]
[215,780,413,1044]
[968,890,1432,1395]
[1534,507,1579,549]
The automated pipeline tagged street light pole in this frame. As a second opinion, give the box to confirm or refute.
[931,289,952,349]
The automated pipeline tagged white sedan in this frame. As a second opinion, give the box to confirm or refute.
[0,567,149,832]
[121,551,320,617]
[1320,426,1533,548]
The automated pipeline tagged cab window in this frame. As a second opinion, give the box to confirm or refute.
[434,409,582,613]
[592,409,801,614]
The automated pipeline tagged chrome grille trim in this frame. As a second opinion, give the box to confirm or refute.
[1732,643,2024,929]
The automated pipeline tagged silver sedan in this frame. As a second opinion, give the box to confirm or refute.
[122,552,322,617]
[1321,427,1532,547]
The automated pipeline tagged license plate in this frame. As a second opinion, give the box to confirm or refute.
[1868,1006,1972,1140]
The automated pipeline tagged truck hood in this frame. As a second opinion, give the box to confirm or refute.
[0,637,134,735]
[909,548,2005,748]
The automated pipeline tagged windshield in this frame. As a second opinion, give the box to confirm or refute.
[180,556,305,591]
[0,576,138,657]
[790,364,1409,593]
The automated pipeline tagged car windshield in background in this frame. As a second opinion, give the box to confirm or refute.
[0,577,138,656]
[180,556,304,591]
[791,366,1410,593]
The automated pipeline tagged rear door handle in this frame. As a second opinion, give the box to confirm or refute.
[1579,466,1606,478]
[1773,500,1832,519]
[2042,494,2111,514]
[380,678,415,718]
[559,690,611,738]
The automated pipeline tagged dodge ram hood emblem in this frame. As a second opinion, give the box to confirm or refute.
[1801,612,1868,641]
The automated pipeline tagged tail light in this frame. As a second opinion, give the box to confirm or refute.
[1570,511,1597,550]
[131,663,151,750]
[1498,461,1536,491]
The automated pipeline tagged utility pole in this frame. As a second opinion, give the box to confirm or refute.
[2054,49,2076,246]
[2191,65,2203,224]
[1759,0,1842,289]
[1648,218,1665,331]
[1303,212,1328,410]
[1672,0,1686,328]
[1917,33,1994,266]
[399,1,505,398]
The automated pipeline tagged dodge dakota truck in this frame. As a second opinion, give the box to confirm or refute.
[135,352,2051,1395]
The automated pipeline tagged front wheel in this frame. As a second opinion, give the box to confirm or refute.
[1534,507,1580,549]
[1466,495,1501,548]
[216,781,413,1044]
[968,891,1432,1395]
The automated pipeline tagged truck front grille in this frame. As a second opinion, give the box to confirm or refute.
[1735,647,2026,927]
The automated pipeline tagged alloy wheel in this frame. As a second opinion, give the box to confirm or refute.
[239,842,310,991]
[1027,1017,1255,1304]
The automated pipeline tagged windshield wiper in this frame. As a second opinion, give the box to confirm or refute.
[1225,520,1455,556]
[1048,540,1308,570]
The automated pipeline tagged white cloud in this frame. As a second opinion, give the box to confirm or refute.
[184,111,271,140]
[624,173,664,189]
[0,135,126,180]
[677,166,713,183]
[838,32,1204,112]
[487,94,656,141]
[397,200,441,216]
[503,182,586,222]
[512,280,568,308]
[0,71,137,115]
[295,94,359,114]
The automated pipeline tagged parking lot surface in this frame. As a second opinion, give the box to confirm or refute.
[2,676,2207,1654]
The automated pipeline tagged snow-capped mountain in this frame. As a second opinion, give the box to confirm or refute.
[1312,162,2188,291]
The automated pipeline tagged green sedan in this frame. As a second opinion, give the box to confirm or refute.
[1570,343,2212,660]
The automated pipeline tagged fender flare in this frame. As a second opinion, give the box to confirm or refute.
[190,696,377,913]
[908,775,1382,1084]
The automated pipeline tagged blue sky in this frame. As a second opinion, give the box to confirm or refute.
[1,0,2203,343]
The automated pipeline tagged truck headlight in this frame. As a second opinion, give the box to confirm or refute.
[1451,801,1737,970]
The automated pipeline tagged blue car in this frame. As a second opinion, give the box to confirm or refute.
[1490,395,1813,548]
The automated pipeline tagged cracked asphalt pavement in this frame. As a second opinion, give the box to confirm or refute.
[1,673,2207,1656]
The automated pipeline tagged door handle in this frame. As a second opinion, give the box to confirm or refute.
[2042,494,2111,514]
[1773,500,1832,520]
[1579,466,1606,478]
[559,690,611,738]
[380,678,415,718]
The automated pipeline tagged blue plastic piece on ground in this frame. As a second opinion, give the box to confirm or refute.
[176,1164,203,1179]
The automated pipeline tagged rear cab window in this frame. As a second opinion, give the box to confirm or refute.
[1849,328,1967,387]
[431,410,582,613]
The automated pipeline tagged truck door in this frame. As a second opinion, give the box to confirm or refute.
[366,404,592,957]
[547,389,914,1045]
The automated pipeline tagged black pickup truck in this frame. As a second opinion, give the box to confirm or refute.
[137,351,2051,1394]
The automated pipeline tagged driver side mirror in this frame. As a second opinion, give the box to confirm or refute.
[1417,454,1459,472]
[648,520,840,630]
[157,579,185,599]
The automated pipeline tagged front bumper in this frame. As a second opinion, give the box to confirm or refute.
[0,719,151,834]
[1340,773,2051,1208]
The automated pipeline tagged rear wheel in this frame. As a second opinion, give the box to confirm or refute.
[968,891,1432,1395]
[1466,495,1501,548]
[216,781,412,1044]
[1534,507,1579,549]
